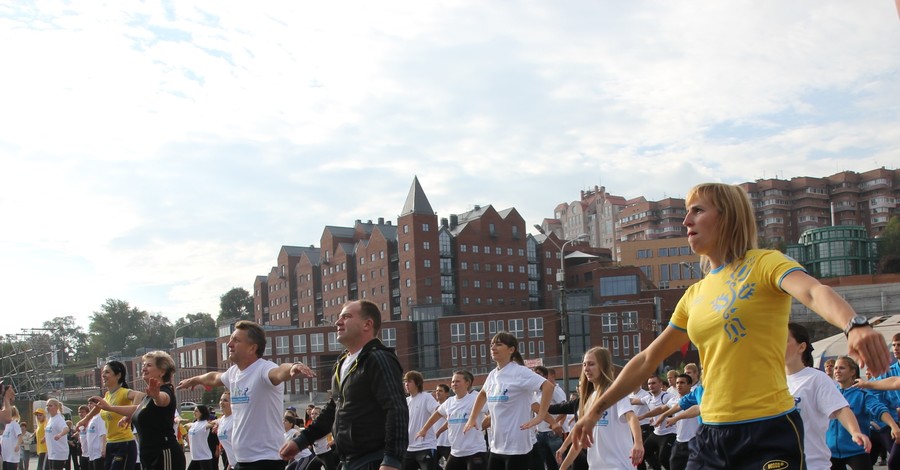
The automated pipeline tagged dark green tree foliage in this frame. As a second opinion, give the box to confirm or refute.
[879,217,900,273]
[42,316,89,363]
[89,299,147,356]
[173,312,216,338]
[219,287,254,322]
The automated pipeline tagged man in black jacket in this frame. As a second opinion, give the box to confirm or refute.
[280,300,408,470]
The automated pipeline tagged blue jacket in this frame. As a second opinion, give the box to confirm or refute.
[827,386,889,458]
[678,384,704,424]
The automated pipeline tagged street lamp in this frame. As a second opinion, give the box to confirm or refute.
[679,261,700,280]
[173,319,202,349]
[557,233,589,393]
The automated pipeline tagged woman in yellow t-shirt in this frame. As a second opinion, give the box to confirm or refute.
[76,361,142,470]
[570,182,891,470]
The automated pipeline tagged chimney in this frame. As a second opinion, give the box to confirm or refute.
[441,217,448,228]
[474,205,480,211]
[378,217,385,225]
[450,214,458,228]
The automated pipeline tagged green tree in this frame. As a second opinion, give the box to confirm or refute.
[219,287,254,322]
[878,217,900,273]
[42,316,89,363]
[88,299,149,357]
[142,314,175,350]
[173,313,216,339]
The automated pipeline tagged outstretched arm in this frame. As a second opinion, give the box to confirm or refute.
[782,271,890,375]
[570,326,688,449]
[177,372,224,390]
[268,362,316,386]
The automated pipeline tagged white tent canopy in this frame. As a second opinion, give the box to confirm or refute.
[811,314,900,370]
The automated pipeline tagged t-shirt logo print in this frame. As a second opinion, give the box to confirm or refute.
[231,387,251,404]
[712,257,757,343]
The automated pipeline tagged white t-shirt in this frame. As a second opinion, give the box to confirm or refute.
[438,391,488,457]
[216,415,235,464]
[483,362,548,455]
[408,392,440,452]
[642,391,676,436]
[670,395,699,443]
[536,384,567,433]
[586,393,637,470]
[1,420,22,463]
[45,414,69,460]
[788,367,850,470]
[220,359,284,463]
[76,423,89,457]
[189,421,212,461]
[435,406,450,448]
[86,415,107,460]
[629,389,652,426]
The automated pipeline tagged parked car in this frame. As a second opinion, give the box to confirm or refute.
[179,401,197,411]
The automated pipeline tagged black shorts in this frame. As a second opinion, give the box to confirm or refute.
[687,410,805,470]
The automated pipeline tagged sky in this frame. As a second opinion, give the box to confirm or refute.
[1,1,898,337]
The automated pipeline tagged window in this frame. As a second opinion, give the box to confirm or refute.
[423,223,430,231]
[612,336,619,356]
[470,321,485,341]
[382,328,397,347]
[406,279,411,287]
[495,247,502,255]
[404,242,409,252]
[473,245,479,253]
[461,262,468,270]
[634,334,641,352]
[328,332,341,351]
[600,275,639,296]
[623,335,630,356]
[424,259,431,268]
[276,336,289,355]
[451,346,458,367]
[405,260,411,269]
[528,317,544,337]
[310,333,324,353]
[403,224,409,233]
[509,319,524,338]
[622,311,638,332]
[424,241,431,250]
[451,323,466,343]
[460,244,467,252]
[602,313,618,333]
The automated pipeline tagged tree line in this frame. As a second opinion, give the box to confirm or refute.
[26,287,254,364]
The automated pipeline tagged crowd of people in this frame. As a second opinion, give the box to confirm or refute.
[5,182,900,470]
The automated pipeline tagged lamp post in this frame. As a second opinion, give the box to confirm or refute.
[679,261,700,280]
[173,319,202,350]
[557,234,589,393]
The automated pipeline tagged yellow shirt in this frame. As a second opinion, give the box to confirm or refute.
[670,249,803,424]
[102,387,136,443]
[36,420,47,454]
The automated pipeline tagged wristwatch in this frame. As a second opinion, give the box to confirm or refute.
[843,314,870,337]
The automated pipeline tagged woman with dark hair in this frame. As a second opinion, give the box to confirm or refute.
[785,323,869,469]
[186,406,214,470]
[417,370,488,470]
[82,353,183,470]
[463,332,554,470]
[76,361,140,470]
[570,183,891,469]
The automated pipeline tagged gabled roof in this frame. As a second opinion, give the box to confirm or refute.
[401,176,434,216]
[338,242,356,255]
[324,226,356,238]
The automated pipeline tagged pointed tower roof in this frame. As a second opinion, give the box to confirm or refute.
[400,176,434,216]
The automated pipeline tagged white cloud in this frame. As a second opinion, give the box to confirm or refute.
[0,0,898,334]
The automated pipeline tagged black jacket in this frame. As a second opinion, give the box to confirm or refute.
[293,338,408,468]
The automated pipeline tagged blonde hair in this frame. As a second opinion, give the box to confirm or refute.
[142,350,177,382]
[10,405,20,422]
[577,347,616,419]
[46,398,63,415]
[686,183,757,273]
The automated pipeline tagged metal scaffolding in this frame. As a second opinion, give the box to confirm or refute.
[1,328,63,400]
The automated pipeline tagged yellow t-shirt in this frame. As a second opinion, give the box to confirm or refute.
[102,387,136,443]
[670,249,804,424]
[36,420,47,454]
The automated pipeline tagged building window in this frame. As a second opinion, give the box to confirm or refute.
[451,323,466,343]
[634,334,641,352]
[600,275,639,296]
[328,332,341,351]
[404,242,409,252]
[310,333,324,353]
[602,313,618,333]
[423,223,430,232]
[424,259,431,268]
[509,319,524,338]
[622,311,638,332]
[405,260,411,269]
[528,317,544,337]
[470,321,485,341]
[460,244,467,252]
[403,224,409,233]
[451,346,458,367]
[424,241,431,250]
[276,336,289,355]
[623,335,630,356]
[406,279,411,287]
[612,336,620,356]
[382,328,397,347]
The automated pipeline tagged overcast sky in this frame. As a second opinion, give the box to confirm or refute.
[1,1,898,337]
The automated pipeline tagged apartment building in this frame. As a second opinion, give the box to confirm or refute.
[540,185,628,252]
[617,238,701,289]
